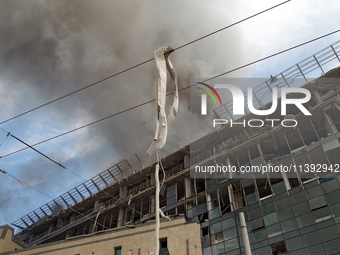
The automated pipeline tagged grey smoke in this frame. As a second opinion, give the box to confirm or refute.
[0,0,243,228]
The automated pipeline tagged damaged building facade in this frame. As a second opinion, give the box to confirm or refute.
[2,41,340,255]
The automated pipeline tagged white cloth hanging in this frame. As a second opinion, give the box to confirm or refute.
[147,46,179,159]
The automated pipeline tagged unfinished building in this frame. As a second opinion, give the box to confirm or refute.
[1,41,340,255]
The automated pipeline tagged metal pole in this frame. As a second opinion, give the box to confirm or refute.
[313,55,324,75]
[155,164,160,255]
[331,45,340,63]
[239,212,251,255]
[296,64,308,83]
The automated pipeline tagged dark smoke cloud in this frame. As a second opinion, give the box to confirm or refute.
[0,0,243,227]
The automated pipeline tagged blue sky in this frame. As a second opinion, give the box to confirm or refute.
[1,0,340,231]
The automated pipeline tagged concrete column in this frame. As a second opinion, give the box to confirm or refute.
[47,224,55,234]
[150,193,155,214]
[66,231,71,239]
[281,171,291,191]
[28,233,34,245]
[93,200,100,212]
[185,176,194,209]
[206,193,214,211]
[117,207,125,227]
[119,185,127,198]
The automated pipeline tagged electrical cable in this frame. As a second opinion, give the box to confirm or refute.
[0,132,9,146]
[1,28,340,159]
[0,168,151,252]
[0,0,291,126]
[0,127,145,220]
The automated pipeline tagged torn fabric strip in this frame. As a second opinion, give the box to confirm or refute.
[147,46,179,159]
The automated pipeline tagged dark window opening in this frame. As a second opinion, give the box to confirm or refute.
[270,241,287,255]
[198,212,209,224]
[114,246,122,255]
[160,237,167,248]
[202,226,209,236]
[256,178,272,199]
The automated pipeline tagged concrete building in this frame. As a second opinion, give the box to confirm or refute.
[1,41,340,255]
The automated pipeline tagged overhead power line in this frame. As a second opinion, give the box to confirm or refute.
[0,0,291,126]
[0,168,151,252]
[0,126,143,218]
[1,28,340,159]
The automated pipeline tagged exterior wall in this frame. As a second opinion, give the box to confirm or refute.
[0,226,24,253]
[0,217,202,255]
[201,176,340,255]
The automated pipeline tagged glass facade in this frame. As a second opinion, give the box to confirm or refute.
[199,176,340,255]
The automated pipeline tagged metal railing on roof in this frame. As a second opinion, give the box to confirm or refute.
[11,159,135,230]
[214,40,340,120]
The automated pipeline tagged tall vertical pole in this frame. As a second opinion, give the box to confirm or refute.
[155,164,160,255]
[239,212,251,255]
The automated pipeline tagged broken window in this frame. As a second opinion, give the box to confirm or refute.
[232,181,245,209]
[256,178,272,199]
[250,218,264,231]
[167,182,177,208]
[270,240,287,255]
[242,178,257,205]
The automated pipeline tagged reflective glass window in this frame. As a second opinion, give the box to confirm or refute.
[286,236,304,252]
[330,203,340,217]
[278,207,294,221]
[313,207,332,223]
[319,225,339,242]
[249,207,262,220]
[255,246,271,255]
[324,239,340,255]
[321,178,339,193]
[250,218,264,231]
[275,197,291,210]
[293,201,310,216]
[209,208,220,220]
[296,213,314,228]
[211,222,222,235]
[246,193,257,205]
[264,212,279,226]
[308,196,327,210]
[305,186,323,199]
[222,218,235,230]
[267,223,282,238]
[262,203,275,216]
[212,242,224,255]
[325,190,340,205]
[290,192,306,205]
[305,243,325,255]
[271,182,286,194]
[302,231,321,247]
[281,218,298,233]
[223,227,237,241]
[252,228,267,243]
[224,238,239,251]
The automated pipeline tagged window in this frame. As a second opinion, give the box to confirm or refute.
[270,240,287,255]
[114,246,122,255]
[160,237,167,248]
[159,240,170,255]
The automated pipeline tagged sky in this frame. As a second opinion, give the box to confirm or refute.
[1,0,340,230]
